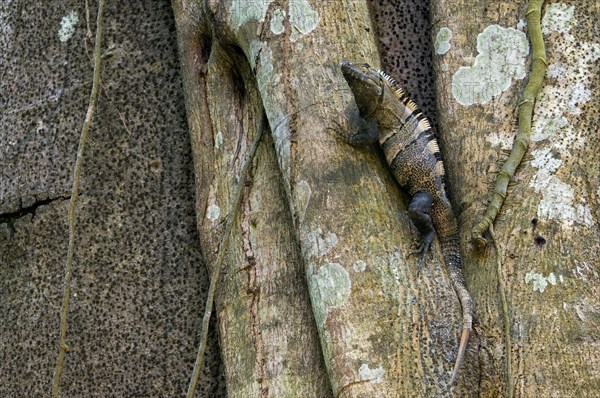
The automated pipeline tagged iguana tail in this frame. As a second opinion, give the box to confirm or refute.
[440,236,473,386]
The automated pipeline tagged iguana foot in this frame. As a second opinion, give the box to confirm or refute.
[407,234,434,271]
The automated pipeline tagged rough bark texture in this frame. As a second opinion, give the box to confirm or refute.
[172,2,332,397]
[174,1,470,396]
[0,1,224,396]
[368,0,439,130]
[430,0,600,395]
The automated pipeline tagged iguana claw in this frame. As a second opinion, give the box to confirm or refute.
[407,240,431,271]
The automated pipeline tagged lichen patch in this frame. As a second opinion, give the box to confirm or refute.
[308,262,351,329]
[530,116,569,143]
[541,3,575,34]
[434,27,452,55]
[270,9,286,35]
[568,82,592,115]
[229,0,273,30]
[452,25,529,106]
[206,204,221,222]
[358,363,385,384]
[305,228,339,259]
[353,260,367,273]
[58,11,78,42]
[289,0,320,42]
[214,131,223,149]
[525,270,559,293]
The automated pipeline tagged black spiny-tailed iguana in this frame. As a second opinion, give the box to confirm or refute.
[340,61,473,385]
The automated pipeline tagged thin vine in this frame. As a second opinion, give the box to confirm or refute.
[186,118,265,398]
[489,225,513,398]
[52,1,106,396]
[471,0,547,246]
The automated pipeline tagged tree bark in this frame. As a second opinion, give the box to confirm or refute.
[174,1,469,396]
[430,0,600,395]
[172,2,332,397]
[1,1,224,396]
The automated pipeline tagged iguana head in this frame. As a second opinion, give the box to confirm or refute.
[340,61,383,117]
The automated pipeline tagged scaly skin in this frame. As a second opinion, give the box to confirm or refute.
[340,61,473,386]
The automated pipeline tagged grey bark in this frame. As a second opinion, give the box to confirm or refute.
[430,0,600,395]
[174,1,466,397]
[0,1,224,396]
[4,0,596,397]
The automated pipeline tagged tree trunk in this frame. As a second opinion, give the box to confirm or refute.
[430,0,600,395]
[1,1,224,396]
[171,4,332,394]
[174,1,468,396]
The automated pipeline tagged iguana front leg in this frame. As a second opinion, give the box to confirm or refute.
[349,117,379,146]
[351,118,436,270]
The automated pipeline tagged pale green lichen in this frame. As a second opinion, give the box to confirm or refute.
[214,131,223,149]
[289,0,320,42]
[270,9,286,35]
[295,180,312,223]
[528,148,586,226]
[525,271,560,293]
[547,62,568,79]
[317,231,338,257]
[568,82,591,115]
[206,204,221,222]
[58,11,78,42]
[308,262,351,329]
[358,363,385,384]
[303,228,339,259]
[229,0,273,30]
[352,260,367,273]
[538,177,589,226]
[434,27,452,55]
[452,25,529,106]
[531,116,569,142]
[541,3,575,34]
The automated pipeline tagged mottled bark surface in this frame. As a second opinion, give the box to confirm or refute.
[369,0,439,130]
[431,0,600,395]
[0,1,224,396]
[172,3,332,397]
[174,1,469,397]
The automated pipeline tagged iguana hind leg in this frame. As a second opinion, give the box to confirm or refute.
[407,190,435,270]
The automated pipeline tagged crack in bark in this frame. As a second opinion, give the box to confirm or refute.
[241,182,268,397]
[335,379,372,398]
[0,195,70,225]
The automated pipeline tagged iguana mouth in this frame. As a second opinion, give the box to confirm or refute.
[340,61,370,80]
[340,61,381,86]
